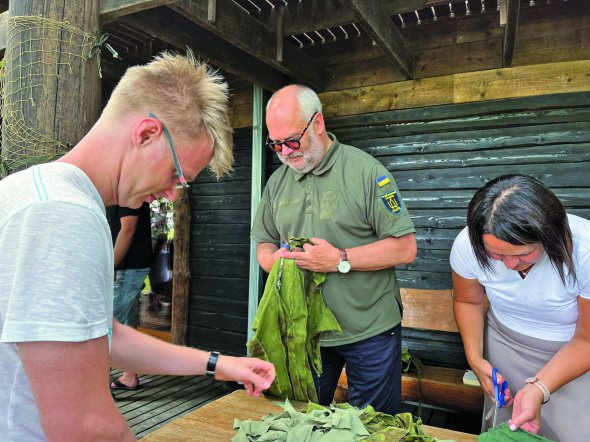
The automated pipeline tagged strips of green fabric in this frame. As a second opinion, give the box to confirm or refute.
[247,237,342,403]
[232,399,443,442]
[478,424,556,441]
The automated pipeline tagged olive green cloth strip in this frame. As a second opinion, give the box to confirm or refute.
[247,237,342,402]
[233,399,449,442]
[478,424,556,441]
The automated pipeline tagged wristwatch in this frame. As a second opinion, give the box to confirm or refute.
[206,351,220,376]
[337,249,351,273]
[525,377,550,404]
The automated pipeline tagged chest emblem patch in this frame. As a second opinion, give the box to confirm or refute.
[380,190,403,214]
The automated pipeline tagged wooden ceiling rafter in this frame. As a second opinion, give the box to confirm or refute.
[120,6,292,91]
[168,0,324,90]
[101,0,178,24]
[502,0,521,67]
[339,0,413,79]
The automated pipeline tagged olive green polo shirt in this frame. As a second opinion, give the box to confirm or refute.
[251,133,415,346]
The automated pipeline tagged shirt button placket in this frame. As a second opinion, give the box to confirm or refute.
[305,177,312,215]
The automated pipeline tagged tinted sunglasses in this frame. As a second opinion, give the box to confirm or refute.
[265,111,318,152]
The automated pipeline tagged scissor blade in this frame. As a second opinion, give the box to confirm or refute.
[280,233,289,249]
[485,404,495,422]
[492,407,498,428]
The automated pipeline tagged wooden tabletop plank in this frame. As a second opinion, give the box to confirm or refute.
[141,390,478,441]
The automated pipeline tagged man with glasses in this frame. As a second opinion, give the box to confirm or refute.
[0,52,274,441]
[252,84,417,415]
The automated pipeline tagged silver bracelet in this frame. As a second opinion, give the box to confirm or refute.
[525,377,550,404]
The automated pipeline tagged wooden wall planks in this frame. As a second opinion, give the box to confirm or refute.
[188,93,590,358]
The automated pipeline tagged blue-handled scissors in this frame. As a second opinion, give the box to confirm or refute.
[492,367,508,408]
[491,367,508,427]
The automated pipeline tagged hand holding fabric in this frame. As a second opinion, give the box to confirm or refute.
[509,384,543,434]
[280,237,340,272]
[215,355,275,397]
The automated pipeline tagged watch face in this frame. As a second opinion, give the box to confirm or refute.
[338,260,351,273]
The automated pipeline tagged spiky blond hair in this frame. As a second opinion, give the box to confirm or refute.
[104,50,233,178]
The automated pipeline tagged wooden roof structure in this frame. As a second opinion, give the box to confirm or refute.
[0,0,577,90]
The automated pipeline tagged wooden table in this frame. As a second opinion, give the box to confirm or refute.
[141,390,478,441]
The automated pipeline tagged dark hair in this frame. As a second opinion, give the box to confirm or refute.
[467,174,576,284]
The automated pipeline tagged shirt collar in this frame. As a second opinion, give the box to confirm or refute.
[292,132,340,181]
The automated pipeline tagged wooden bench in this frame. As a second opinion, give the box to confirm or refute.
[335,288,484,414]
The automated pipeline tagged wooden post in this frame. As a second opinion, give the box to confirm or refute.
[3,1,100,171]
[247,84,265,347]
[171,188,190,345]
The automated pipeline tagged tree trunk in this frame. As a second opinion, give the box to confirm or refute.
[171,188,190,345]
[3,0,100,173]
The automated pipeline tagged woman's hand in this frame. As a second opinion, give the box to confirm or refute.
[471,358,513,406]
[215,355,275,397]
[508,384,543,434]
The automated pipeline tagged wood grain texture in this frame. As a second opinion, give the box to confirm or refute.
[320,60,590,117]
[5,0,101,164]
[400,288,457,332]
[171,188,190,345]
[140,390,478,441]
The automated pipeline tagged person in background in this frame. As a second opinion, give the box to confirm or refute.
[251,84,417,414]
[451,174,590,441]
[107,202,152,390]
[148,234,174,312]
[0,51,274,441]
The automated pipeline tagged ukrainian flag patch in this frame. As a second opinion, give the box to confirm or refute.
[380,190,403,214]
[376,175,390,188]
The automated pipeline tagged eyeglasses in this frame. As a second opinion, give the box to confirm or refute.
[148,112,189,190]
[265,111,318,153]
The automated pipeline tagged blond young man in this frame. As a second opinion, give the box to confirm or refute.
[0,52,274,441]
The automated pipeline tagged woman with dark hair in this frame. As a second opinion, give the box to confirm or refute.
[450,174,590,441]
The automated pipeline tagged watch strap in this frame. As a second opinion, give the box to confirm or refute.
[525,377,550,404]
[206,351,220,376]
[339,249,348,261]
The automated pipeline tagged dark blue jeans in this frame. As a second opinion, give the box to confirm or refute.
[312,323,402,414]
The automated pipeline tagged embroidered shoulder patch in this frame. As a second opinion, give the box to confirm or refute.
[380,190,403,214]
[376,175,390,188]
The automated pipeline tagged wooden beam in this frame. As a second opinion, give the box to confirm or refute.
[4,0,101,171]
[171,187,190,346]
[207,0,216,23]
[503,0,520,67]
[283,0,432,35]
[319,60,590,117]
[121,7,290,92]
[275,4,284,63]
[169,0,324,91]
[100,0,177,24]
[283,0,352,36]
[339,0,413,78]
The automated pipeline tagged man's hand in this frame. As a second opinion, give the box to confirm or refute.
[257,243,288,273]
[215,356,275,397]
[280,237,340,272]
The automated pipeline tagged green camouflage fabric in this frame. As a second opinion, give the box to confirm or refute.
[232,399,447,442]
[322,403,442,442]
[247,237,342,402]
[478,424,556,441]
